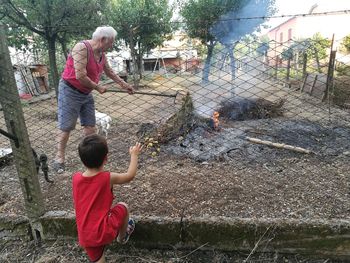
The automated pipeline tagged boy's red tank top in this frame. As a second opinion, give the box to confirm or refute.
[62,40,105,94]
[72,171,117,247]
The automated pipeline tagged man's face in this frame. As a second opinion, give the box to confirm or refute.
[101,37,114,51]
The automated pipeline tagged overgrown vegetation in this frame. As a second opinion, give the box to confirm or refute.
[332,76,350,108]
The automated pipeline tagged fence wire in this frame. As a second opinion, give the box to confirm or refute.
[1,24,350,223]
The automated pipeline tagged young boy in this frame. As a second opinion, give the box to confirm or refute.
[72,134,142,263]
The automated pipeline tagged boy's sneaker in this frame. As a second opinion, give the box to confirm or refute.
[117,218,135,244]
[52,161,65,174]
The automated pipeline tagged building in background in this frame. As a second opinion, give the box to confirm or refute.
[266,3,350,64]
[106,31,200,75]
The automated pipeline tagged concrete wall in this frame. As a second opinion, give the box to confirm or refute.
[1,211,350,259]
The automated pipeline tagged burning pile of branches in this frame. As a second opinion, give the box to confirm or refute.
[137,92,196,144]
[218,98,285,121]
[156,92,196,143]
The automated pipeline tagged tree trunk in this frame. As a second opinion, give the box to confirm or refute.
[47,37,59,97]
[294,52,299,71]
[286,58,291,81]
[219,52,228,71]
[314,48,322,73]
[59,38,69,60]
[202,43,215,83]
[228,43,237,81]
[128,30,140,87]
[0,25,46,222]
[302,53,308,78]
[137,49,143,80]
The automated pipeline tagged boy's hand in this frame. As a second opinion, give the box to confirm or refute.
[129,142,143,156]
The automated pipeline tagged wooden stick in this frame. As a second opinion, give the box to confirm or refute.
[246,136,312,154]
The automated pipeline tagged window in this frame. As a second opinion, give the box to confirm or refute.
[279,32,283,44]
[288,28,292,41]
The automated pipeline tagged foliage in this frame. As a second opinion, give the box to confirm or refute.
[310,33,330,60]
[1,0,105,49]
[341,34,350,53]
[281,33,330,61]
[180,0,275,44]
[0,0,106,92]
[234,36,263,58]
[211,0,276,45]
[179,0,276,81]
[5,24,31,51]
[109,0,174,82]
[143,137,161,157]
[273,68,303,79]
[332,76,350,108]
[335,64,350,77]
[180,0,230,45]
[256,35,270,56]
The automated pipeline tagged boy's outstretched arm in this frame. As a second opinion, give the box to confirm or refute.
[110,142,143,185]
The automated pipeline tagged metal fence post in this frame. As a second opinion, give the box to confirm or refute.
[323,34,336,102]
[0,25,45,238]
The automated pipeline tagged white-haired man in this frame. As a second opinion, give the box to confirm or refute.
[53,26,134,173]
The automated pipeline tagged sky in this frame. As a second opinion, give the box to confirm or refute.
[171,0,350,34]
[265,0,350,30]
[274,0,350,14]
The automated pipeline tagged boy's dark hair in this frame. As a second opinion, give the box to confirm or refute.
[78,134,108,169]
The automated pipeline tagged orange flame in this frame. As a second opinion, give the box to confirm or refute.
[212,111,219,130]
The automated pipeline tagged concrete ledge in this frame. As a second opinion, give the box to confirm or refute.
[1,212,350,259]
[0,214,30,240]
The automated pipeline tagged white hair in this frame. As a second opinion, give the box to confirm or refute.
[92,26,117,40]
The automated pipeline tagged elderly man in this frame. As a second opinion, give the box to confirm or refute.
[53,26,133,173]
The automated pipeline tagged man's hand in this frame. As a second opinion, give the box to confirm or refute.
[96,85,107,94]
[124,83,134,95]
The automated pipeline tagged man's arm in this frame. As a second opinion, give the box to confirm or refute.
[104,58,134,94]
[72,43,106,94]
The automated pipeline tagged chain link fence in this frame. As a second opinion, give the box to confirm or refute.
[1,23,350,222]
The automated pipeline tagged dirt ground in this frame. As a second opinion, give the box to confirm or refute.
[1,74,350,261]
[1,119,350,220]
[1,74,350,219]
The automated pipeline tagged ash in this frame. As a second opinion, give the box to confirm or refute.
[165,118,350,163]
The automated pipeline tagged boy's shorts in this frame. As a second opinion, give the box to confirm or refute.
[84,203,128,262]
[84,246,105,263]
[58,79,95,131]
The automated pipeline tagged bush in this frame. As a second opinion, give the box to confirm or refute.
[332,76,350,108]
[335,63,350,77]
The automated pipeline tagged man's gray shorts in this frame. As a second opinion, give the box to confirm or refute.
[58,80,96,131]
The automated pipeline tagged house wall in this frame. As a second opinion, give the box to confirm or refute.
[266,18,297,65]
[163,58,181,69]
[266,13,350,65]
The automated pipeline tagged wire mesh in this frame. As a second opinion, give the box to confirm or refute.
[1,21,350,223]
[5,35,347,161]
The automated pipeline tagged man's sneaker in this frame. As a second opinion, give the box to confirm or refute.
[117,218,135,244]
[52,161,65,174]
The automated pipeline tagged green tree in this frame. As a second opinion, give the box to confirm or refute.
[0,0,106,95]
[109,0,174,86]
[180,0,275,82]
[281,33,330,73]
[179,0,231,82]
[256,35,270,57]
[4,23,31,52]
[341,34,350,53]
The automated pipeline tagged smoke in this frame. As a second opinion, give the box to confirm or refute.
[210,0,272,44]
[194,0,275,118]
